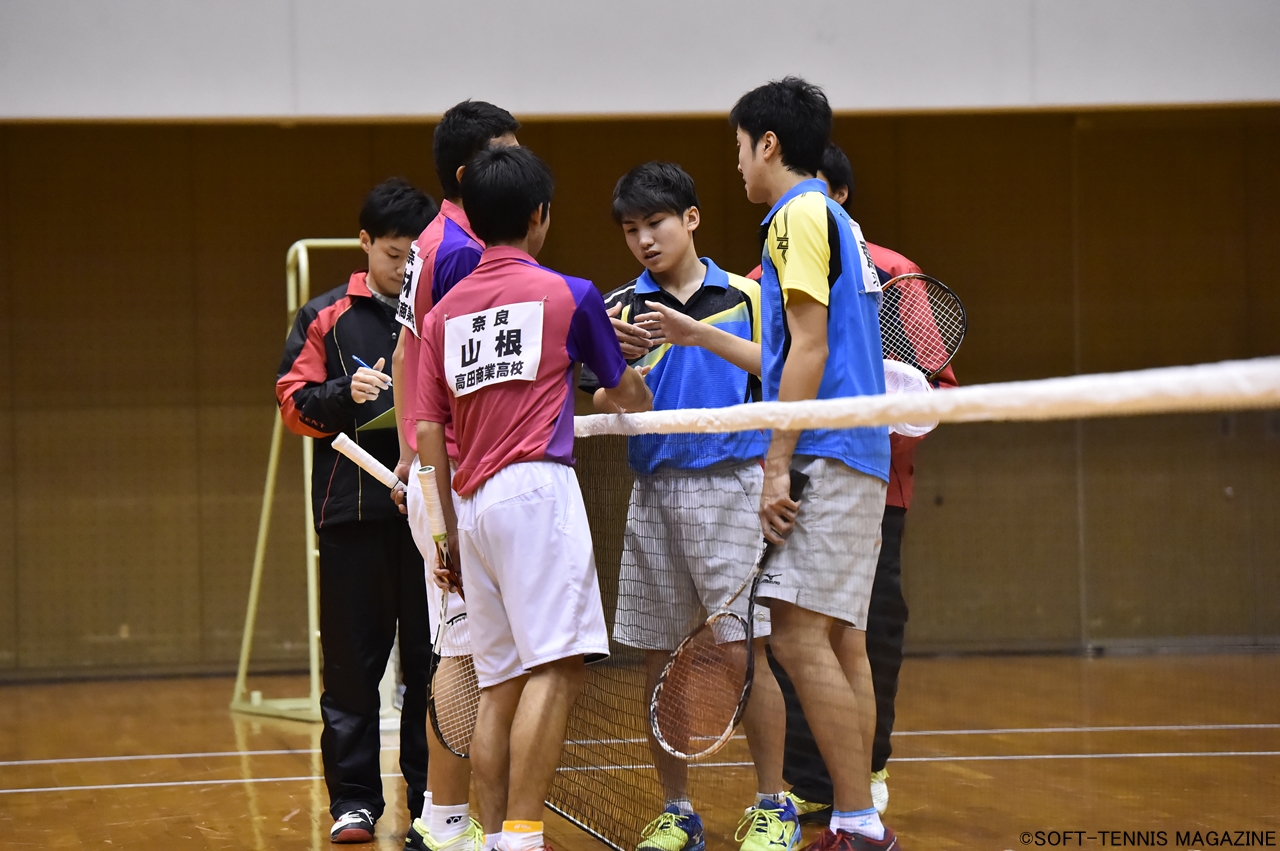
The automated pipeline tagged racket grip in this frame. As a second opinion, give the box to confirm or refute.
[788,470,810,502]
[416,465,449,541]
[332,433,401,490]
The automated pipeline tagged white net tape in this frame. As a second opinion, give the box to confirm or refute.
[574,357,1280,438]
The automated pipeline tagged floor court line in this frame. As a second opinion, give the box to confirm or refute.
[2,723,1276,769]
[4,751,1280,794]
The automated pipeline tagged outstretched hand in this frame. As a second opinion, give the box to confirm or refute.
[607,303,653,359]
[633,300,704,348]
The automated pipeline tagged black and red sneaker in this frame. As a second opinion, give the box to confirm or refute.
[331,807,376,843]
[801,827,901,851]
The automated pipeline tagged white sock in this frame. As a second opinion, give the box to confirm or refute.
[483,834,500,851]
[420,792,433,828]
[755,791,786,807]
[831,808,884,840]
[432,803,470,843]
[665,798,695,816]
[500,820,544,851]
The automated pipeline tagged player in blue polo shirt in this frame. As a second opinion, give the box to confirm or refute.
[731,78,897,851]
[580,162,800,851]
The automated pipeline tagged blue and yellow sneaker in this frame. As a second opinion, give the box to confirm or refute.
[637,805,706,851]
[736,797,800,851]
[783,791,832,825]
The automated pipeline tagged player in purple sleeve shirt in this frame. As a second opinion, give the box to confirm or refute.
[415,146,652,851]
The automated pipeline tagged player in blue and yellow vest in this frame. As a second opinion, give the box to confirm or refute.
[731,78,900,851]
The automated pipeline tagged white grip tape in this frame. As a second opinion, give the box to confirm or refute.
[331,433,400,490]
[417,465,448,542]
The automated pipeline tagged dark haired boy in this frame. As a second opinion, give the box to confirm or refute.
[730,78,899,850]
[413,146,652,851]
[388,100,519,851]
[755,142,958,822]
[276,177,437,844]
[580,161,799,851]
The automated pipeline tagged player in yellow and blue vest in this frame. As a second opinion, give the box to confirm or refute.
[731,78,899,851]
[579,162,802,851]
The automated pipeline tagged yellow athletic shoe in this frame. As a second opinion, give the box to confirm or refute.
[405,817,485,851]
[782,791,832,825]
[637,806,705,851]
[870,768,890,815]
[735,798,799,851]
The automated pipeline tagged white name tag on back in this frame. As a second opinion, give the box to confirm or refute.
[443,301,544,397]
[848,219,882,294]
[397,243,422,334]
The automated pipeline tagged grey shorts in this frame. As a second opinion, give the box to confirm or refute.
[613,463,770,651]
[756,456,888,628]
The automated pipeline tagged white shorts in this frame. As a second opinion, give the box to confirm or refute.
[406,459,468,656]
[756,456,887,629]
[613,463,769,651]
[455,461,609,688]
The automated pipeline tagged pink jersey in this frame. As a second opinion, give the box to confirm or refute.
[415,246,627,497]
[396,199,484,453]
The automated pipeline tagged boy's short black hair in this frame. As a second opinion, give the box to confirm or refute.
[460,146,554,244]
[359,177,438,241]
[729,76,832,177]
[820,142,856,215]
[611,161,700,225]
[433,100,521,199]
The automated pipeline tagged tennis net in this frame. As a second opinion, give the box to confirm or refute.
[547,357,1280,851]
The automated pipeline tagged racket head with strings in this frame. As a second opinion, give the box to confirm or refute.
[417,465,479,756]
[649,470,808,761]
[879,273,967,379]
[428,609,479,757]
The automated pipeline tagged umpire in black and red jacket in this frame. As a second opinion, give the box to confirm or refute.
[276,178,437,843]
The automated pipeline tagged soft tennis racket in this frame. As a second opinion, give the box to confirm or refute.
[878,273,967,379]
[417,465,479,758]
[649,470,809,761]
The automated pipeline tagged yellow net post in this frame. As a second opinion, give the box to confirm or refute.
[230,238,363,723]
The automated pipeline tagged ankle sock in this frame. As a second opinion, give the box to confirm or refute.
[432,803,470,842]
[665,798,695,816]
[500,820,544,851]
[420,792,433,829]
[831,808,884,840]
[483,834,500,851]
[755,791,787,807]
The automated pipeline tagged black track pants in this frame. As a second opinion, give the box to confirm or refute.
[318,519,431,820]
[768,505,908,803]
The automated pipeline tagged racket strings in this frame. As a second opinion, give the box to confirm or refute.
[652,613,751,759]
[881,278,965,376]
[430,650,480,755]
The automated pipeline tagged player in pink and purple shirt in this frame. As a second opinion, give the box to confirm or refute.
[414,146,652,851]
[391,100,522,851]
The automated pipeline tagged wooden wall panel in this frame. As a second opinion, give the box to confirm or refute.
[7,126,203,671]
[893,114,1077,384]
[1246,412,1280,639]
[1075,111,1250,373]
[903,422,1081,650]
[1081,414,1254,641]
[0,128,14,669]
[15,408,202,669]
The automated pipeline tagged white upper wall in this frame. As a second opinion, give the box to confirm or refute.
[1,0,1277,120]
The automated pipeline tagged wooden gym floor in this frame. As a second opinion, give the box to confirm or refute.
[1,654,1277,850]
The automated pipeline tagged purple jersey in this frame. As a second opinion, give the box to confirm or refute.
[416,246,626,496]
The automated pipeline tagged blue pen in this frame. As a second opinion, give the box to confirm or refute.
[353,356,391,387]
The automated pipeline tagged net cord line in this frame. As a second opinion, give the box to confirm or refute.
[574,357,1280,437]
